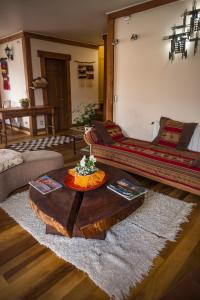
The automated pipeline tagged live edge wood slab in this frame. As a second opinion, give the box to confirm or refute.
[29,164,144,240]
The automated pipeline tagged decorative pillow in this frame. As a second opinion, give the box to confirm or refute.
[104,121,125,142]
[153,117,197,150]
[92,120,113,145]
[84,128,102,145]
[177,122,198,150]
[0,149,24,173]
[152,117,169,144]
[92,120,125,144]
[157,119,185,148]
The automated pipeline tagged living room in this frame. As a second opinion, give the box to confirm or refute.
[0,0,200,300]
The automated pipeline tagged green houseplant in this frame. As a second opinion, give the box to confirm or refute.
[19,98,30,108]
[73,103,97,126]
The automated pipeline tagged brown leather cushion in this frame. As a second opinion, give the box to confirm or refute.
[177,122,198,150]
[92,120,113,145]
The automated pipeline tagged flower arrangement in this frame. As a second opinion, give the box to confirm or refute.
[19,98,30,108]
[68,155,106,188]
[75,155,97,176]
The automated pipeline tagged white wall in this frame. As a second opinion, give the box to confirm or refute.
[30,38,99,128]
[0,38,29,128]
[114,0,200,141]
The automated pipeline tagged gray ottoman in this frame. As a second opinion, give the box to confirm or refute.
[0,150,64,202]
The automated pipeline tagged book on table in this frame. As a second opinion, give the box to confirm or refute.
[107,178,147,201]
[29,175,62,195]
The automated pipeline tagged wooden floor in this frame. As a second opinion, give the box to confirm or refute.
[0,130,200,300]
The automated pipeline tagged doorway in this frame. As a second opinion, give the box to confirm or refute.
[38,51,71,131]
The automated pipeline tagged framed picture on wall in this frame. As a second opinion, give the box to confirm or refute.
[77,63,94,80]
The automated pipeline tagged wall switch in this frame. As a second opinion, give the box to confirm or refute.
[113,95,118,103]
[40,120,44,125]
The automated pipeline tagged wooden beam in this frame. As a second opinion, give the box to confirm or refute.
[22,32,37,136]
[108,0,179,20]
[102,34,107,121]
[25,32,98,49]
[0,32,23,44]
[106,18,114,121]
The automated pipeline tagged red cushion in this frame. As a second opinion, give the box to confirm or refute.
[104,121,125,142]
[157,119,184,148]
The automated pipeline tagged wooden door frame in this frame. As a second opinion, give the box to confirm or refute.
[106,0,179,120]
[22,32,36,135]
[38,50,72,129]
[102,34,107,121]
[0,84,2,108]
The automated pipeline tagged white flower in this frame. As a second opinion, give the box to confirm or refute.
[89,155,96,163]
[80,155,86,167]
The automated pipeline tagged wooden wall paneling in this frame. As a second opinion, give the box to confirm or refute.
[38,51,72,129]
[106,18,114,121]
[22,32,36,135]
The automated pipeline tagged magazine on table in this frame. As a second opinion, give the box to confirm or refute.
[107,178,147,201]
[29,175,62,195]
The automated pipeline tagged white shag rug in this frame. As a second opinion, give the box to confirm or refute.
[0,191,194,300]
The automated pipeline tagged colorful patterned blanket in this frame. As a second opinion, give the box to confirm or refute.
[112,138,199,170]
[87,136,200,195]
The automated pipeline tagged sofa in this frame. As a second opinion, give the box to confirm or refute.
[0,150,64,202]
[84,119,200,196]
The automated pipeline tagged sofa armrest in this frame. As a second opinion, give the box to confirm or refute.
[84,129,99,146]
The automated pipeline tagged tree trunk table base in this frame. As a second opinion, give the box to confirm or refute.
[29,165,144,240]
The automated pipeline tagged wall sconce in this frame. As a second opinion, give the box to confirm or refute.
[187,0,200,36]
[112,39,119,46]
[164,27,188,61]
[130,33,139,40]
[163,0,200,61]
[190,31,200,54]
[5,45,14,60]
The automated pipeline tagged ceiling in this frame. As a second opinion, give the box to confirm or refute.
[0,0,146,45]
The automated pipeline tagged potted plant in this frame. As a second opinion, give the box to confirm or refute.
[19,98,30,108]
[68,155,106,189]
[73,103,97,128]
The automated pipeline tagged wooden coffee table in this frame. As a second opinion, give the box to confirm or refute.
[29,164,144,240]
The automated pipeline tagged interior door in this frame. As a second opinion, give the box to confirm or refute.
[45,58,68,131]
